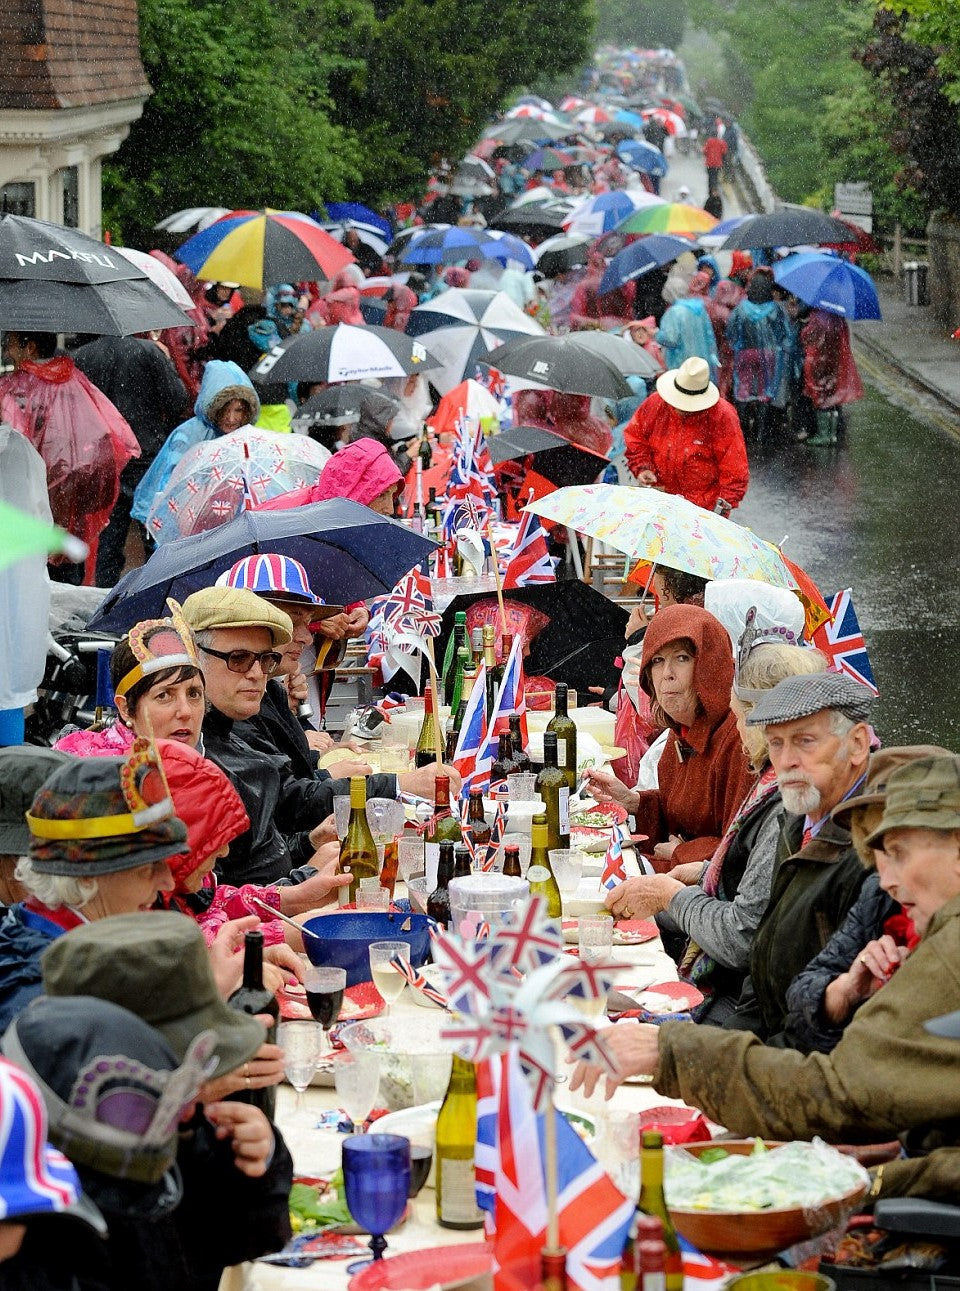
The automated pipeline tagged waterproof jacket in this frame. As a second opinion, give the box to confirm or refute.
[632,604,754,867]
[623,391,749,512]
[0,904,60,1032]
[656,297,719,379]
[725,299,794,407]
[782,871,898,1054]
[131,360,260,523]
[725,809,869,1042]
[654,892,960,1150]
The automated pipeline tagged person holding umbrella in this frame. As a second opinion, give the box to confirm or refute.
[623,356,749,514]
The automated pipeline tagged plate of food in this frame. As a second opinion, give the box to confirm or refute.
[609,980,704,1016]
[561,917,659,946]
[279,980,385,1023]
[569,801,632,853]
[291,1172,410,1237]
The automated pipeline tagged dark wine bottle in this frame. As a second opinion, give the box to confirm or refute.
[466,788,491,851]
[482,625,501,720]
[491,730,518,786]
[227,931,279,1118]
[427,839,455,927]
[547,682,577,791]
[509,713,531,772]
[535,730,570,852]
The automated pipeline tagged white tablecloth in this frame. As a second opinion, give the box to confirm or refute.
[245,920,687,1291]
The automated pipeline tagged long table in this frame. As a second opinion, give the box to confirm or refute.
[246,924,689,1291]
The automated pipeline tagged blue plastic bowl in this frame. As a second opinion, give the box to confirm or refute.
[301,911,432,986]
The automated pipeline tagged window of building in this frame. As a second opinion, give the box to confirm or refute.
[0,183,36,217]
[60,167,79,227]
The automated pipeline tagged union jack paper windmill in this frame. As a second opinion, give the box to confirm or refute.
[433,895,620,1112]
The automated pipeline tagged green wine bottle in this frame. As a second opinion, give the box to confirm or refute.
[339,776,378,902]
[638,1132,683,1291]
[535,730,570,852]
[547,682,578,791]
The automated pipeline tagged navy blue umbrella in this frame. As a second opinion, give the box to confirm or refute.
[599,235,693,295]
[89,500,438,635]
[615,139,668,177]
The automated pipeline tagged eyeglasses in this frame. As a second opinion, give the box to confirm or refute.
[199,644,282,676]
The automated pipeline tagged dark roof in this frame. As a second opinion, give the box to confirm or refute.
[0,0,151,111]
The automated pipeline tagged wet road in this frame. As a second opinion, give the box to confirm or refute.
[736,368,960,749]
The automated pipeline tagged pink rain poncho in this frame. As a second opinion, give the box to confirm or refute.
[0,356,139,578]
[800,310,864,409]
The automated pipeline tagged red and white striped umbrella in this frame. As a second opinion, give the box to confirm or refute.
[574,104,613,125]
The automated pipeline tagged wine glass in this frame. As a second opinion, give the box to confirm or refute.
[342,1133,411,1272]
[368,940,410,1016]
[277,1020,323,1123]
[408,1143,433,1198]
[303,966,346,1052]
[333,1049,380,1132]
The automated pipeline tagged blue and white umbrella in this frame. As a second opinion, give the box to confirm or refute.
[400,226,501,266]
[773,252,882,320]
[405,288,545,393]
[615,139,669,178]
[484,231,536,270]
[599,234,695,295]
[566,191,643,237]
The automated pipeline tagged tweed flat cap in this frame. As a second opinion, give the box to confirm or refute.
[745,672,875,727]
[180,587,292,647]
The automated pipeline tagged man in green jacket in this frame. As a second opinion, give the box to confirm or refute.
[571,753,960,1201]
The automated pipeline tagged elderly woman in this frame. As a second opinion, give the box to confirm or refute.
[584,603,755,869]
[0,751,187,1030]
[606,638,827,1023]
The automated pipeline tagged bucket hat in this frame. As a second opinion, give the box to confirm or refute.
[180,587,293,647]
[42,913,265,1076]
[26,745,188,877]
[2,996,217,1186]
[0,1056,106,1234]
[656,356,719,413]
[217,553,342,619]
[864,754,960,848]
[745,672,875,727]
[0,746,71,855]
[831,745,952,832]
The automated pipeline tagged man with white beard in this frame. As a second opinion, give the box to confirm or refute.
[720,673,876,1043]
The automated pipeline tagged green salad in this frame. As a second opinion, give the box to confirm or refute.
[664,1139,868,1213]
[289,1171,352,1232]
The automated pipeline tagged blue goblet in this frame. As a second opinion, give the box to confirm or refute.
[342,1132,411,1272]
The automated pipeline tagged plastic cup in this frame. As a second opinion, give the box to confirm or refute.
[333,795,352,840]
[579,915,614,962]
[398,836,425,883]
[507,772,537,801]
[550,849,586,897]
[357,878,389,910]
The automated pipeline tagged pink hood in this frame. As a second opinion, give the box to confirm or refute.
[259,437,403,510]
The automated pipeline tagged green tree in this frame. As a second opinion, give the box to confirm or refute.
[104,0,367,241]
[335,0,596,204]
[595,0,687,51]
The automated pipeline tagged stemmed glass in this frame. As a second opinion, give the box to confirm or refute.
[550,848,585,901]
[333,1049,380,1132]
[303,966,346,1053]
[342,1133,411,1272]
[368,940,410,1016]
[277,1020,324,1122]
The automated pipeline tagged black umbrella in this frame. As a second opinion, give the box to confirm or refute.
[491,206,569,239]
[0,213,193,334]
[487,425,609,487]
[721,207,858,250]
[437,581,628,694]
[296,384,399,426]
[249,324,439,384]
[490,335,632,400]
[533,233,592,278]
[88,500,439,635]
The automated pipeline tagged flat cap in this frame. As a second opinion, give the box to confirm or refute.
[180,587,292,647]
[746,672,875,727]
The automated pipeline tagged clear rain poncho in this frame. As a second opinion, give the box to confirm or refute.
[725,299,795,407]
[656,297,719,381]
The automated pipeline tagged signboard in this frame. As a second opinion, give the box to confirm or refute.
[834,182,873,233]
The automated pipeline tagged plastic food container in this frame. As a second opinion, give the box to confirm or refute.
[448,873,530,940]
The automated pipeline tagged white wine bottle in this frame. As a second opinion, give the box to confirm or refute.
[339,775,378,903]
[435,1055,484,1230]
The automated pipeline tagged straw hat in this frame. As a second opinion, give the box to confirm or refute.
[656,356,719,413]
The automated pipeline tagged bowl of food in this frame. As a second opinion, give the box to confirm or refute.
[338,1016,457,1111]
[665,1140,869,1258]
[301,911,432,986]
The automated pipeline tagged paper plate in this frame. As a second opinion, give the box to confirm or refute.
[613,980,704,1015]
[613,918,660,944]
[279,980,385,1023]
[348,1241,492,1291]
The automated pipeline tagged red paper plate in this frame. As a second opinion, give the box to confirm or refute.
[637,980,704,1008]
[279,980,385,1022]
[568,800,630,844]
[613,918,659,944]
[348,1241,492,1291]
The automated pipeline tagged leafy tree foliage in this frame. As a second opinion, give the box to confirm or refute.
[594,0,688,51]
[104,0,368,241]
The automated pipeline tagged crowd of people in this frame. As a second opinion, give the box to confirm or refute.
[0,42,933,1290]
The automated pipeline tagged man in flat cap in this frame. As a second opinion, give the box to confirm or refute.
[723,672,876,1041]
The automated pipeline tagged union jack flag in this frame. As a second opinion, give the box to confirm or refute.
[453,662,491,794]
[431,929,491,1014]
[490,897,563,976]
[480,635,528,767]
[378,561,434,632]
[209,498,235,518]
[482,1050,634,1291]
[502,503,556,589]
[600,823,627,890]
[812,588,878,696]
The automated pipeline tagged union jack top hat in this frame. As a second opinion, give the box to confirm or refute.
[218,554,343,618]
[0,1056,105,1233]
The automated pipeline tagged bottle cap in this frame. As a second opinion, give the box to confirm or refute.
[641,1130,664,1149]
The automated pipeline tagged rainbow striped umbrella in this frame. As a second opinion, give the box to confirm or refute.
[614,203,718,236]
[174,209,354,289]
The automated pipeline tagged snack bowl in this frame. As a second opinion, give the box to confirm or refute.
[302,911,432,986]
[339,1016,457,1111]
[666,1140,868,1258]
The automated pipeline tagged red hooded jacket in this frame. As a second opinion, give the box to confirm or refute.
[624,391,749,512]
[633,604,754,868]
